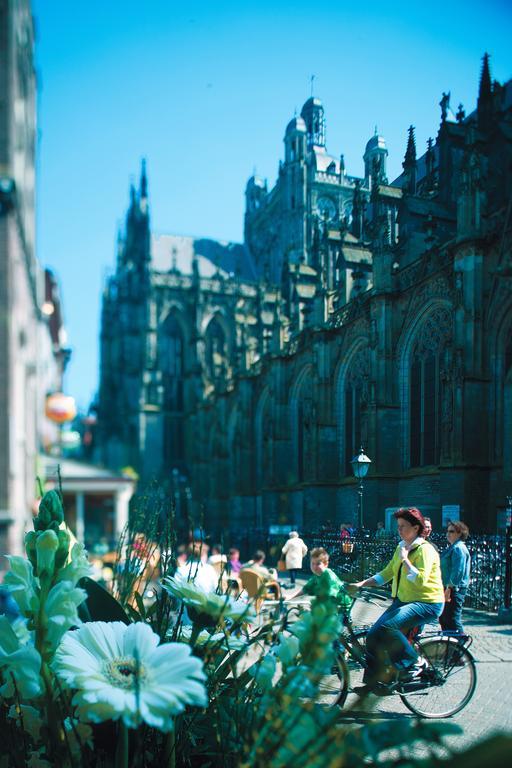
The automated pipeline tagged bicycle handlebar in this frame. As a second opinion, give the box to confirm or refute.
[358,587,389,602]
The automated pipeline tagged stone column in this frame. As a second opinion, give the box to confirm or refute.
[75,492,85,543]
[114,485,132,540]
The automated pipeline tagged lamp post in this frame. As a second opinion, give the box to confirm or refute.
[350,447,372,530]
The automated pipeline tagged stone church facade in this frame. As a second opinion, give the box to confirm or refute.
[97,57,512,534]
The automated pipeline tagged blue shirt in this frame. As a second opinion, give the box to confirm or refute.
[440,540,471,589]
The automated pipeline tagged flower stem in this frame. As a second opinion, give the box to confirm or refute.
[164,729,176,768]
[115,720,129,768]
[189,623,201,648]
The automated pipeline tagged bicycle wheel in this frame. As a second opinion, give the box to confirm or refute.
[316,651,349,708]
[399,637,477,718]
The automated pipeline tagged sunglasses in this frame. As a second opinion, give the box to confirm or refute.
[447,528,457,533]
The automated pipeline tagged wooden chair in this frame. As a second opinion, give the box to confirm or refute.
[239,568,281,614]
[210,558,236,593]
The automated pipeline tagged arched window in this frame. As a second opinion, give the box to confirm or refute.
[206,317,228,381]
[344,348,370,475]
[409,307,452,467]
[294,370,315,482]
[159,315,184,411]
[159,315,185,465]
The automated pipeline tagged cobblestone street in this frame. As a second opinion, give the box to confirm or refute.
[342,601,512,751]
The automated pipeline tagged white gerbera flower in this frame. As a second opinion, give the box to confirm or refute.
[162,576,255,626]
[175,626,248,652]
[53,621,207,732]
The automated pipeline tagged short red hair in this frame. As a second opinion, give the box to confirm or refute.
[394,507,426,536]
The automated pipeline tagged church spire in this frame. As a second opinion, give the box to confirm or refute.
[477,53,492,129]
[139,158,149,215]
[140,158,148,201]
[404,125,416,166]
[402,126,417,194]
[478,53,492,104]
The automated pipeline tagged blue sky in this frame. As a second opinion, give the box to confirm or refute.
[32,0,512,410]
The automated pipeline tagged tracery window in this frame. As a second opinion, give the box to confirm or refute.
[159,315,184,412]
[159,315,185,466]
[295,372,315,482]
[206,317,228,381]
[409,308,452,467]
[344,348,370,475]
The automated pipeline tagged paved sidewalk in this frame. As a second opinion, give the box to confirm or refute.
[345,601,512,750]
[279,579,512,750]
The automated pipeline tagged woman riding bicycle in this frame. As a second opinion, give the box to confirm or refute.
[350,507,444,694]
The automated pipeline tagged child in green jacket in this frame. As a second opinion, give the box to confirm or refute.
[294,547,352,614]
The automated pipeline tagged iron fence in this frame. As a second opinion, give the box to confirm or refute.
[232,528,512,613]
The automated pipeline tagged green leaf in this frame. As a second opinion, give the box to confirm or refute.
[133,591,146,620]
[125,604,142,622]
[77,577,130,624]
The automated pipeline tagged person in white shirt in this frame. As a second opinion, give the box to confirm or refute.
[176,542,219,593]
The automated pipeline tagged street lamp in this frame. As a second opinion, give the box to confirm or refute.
[350,447,372,530]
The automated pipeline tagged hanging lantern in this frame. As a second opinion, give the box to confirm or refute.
[45,393,77,424]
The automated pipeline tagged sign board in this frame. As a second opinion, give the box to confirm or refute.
[442,505,460,527]
[497,505,512,531]
[384,507,399,532]
[269,525,292,535]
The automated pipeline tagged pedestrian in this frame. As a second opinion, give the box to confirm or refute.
[422,516,439,552]
[376,521,387,540]
[439,521,471,634]
[208,544,227,567]
[227,547,242,575]
[281,531,308,587]
[340,522,354,553]
[340,523,352,541]
[176,542,218,593]
[241,550,280,599]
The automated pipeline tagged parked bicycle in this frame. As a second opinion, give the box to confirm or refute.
[315,588,477,718]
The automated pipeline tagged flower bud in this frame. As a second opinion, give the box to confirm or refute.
[25,531,38,568]
[55,529,71,569]
[38,490,64,526]
[36,530,59,578]
[37,505,52,528]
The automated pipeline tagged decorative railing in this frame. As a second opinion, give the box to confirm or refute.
[233,529,512,613]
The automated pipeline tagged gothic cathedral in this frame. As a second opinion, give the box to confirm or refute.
[98,56,512,534]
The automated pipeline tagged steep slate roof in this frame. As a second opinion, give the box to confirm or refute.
[151,233,258,281]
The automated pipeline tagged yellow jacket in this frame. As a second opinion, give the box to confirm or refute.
[374,539,445,603]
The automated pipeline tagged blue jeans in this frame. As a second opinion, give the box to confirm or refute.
[364,599,444,683]
[439,588,466,634]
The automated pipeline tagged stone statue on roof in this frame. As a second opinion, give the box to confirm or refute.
[440,91,451,122]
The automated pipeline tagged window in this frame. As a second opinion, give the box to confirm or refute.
[295,371,315,482]
[206,317,228,381]
[159,315,185,467]
[409,308,452,468]
[343,348,369,475]
[159,315,184,412]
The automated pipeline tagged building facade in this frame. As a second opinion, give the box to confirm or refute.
[0,0,68,561]
[98,57,512,534]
